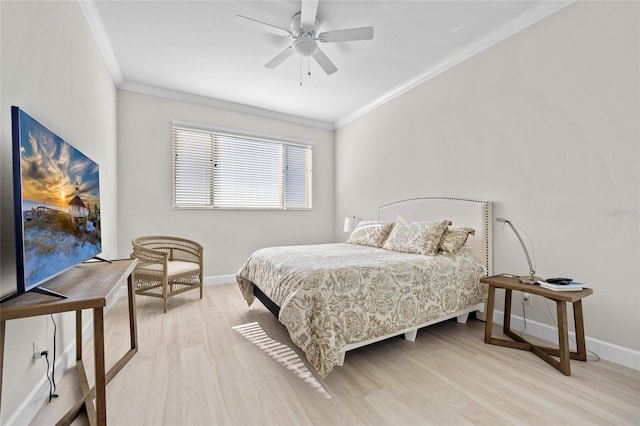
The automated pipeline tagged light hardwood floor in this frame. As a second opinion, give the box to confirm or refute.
[32,283,640,425]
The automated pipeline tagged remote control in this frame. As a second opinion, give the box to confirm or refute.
[545,278,573,284]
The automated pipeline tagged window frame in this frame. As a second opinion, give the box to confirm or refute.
[172,122,313,211]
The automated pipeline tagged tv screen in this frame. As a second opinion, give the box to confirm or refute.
[10,106,102,298]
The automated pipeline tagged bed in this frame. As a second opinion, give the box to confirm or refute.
[236,197,493,377]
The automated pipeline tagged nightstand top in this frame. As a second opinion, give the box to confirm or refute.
[481,274,593,302]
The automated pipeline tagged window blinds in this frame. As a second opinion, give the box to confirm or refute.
[284,143,313,209]
[173,127,213,207]
[173,126,312,209]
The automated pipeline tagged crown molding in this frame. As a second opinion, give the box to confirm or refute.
[79,0,123,85]
[119,81,334,130]
[334,0,574,129]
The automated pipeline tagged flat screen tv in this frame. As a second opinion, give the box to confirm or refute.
[4,106,103,301]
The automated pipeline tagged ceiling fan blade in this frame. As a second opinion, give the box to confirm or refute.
[235,15,291,38]
[319,26,374,43]
[265,46,294,69]
[312,47,337,75]
[300,0,319,28]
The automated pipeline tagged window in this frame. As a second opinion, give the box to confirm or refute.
[173,125,312,209]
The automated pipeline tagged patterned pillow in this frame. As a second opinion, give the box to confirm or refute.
[439,226,475,253]
[346,221,395,248]
[382,219,450,255]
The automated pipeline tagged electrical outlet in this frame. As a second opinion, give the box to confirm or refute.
[32,342,47,362]
[522,293,533,306]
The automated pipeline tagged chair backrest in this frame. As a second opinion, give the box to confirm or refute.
[132,236,203,263]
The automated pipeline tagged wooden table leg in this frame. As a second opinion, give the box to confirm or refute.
[61,310,96,426]
[484,285,496,343]
[93,307,107,425]
[0,319,5,408]
[128,274,138,352]
[556,301,570,375]
[76,310,82,361]
[573,300,587,361]
[503,288,513,334]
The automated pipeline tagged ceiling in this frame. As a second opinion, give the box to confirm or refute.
[83,1,570,129]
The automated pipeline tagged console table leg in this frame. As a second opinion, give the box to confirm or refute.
[484,285,496,343]
[76,311,82,361]
[556,301,570,375]
[573,300,587,361]
[93,307,107,425]
[503,288,513,334]
[0,319,5,407]
[128,274,138,351]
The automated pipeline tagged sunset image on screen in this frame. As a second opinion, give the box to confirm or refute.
[17,110,102,288]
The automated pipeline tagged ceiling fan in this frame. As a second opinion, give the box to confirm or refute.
[236,0,374,76]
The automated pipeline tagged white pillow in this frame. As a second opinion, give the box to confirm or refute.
[346,221,394,248]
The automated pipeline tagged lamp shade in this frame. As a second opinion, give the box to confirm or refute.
[344,216,360,233]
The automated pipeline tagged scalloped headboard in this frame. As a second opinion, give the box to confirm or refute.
[379,197,493,276]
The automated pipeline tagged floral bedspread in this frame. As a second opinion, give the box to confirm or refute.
[236,243,486,377]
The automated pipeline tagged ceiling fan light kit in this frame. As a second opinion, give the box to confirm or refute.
[236,0,374,80]
[293,38,317,57]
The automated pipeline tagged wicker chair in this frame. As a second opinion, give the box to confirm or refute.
[130,236,203,312]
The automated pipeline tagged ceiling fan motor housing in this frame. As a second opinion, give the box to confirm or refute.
[290,12,319,36]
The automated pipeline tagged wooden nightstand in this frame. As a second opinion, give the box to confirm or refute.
[481,274,593,376]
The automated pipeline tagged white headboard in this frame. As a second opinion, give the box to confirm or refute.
[379,197,493,276]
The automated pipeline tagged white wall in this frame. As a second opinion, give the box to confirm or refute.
[0,1,117,423]
[335,1,639,355]
[116,90,335,278]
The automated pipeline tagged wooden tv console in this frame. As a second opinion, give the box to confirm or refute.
[0,258,138,425]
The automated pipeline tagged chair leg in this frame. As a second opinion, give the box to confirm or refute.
[163,281,168,313]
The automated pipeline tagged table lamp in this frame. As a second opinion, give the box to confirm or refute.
[495,217,541,284]
[344,216,361,233]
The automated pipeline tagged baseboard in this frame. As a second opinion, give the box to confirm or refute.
[493,309,640,372]
[204,274,236,286]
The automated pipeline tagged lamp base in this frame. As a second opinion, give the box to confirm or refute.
[519,275,542,285]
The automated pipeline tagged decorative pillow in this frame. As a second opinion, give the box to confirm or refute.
[346,221,394,248]
[382,219,450,255]
[439,226,475,254]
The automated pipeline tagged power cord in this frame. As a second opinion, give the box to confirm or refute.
[42,350,58,402]
[49,314,58,394]
[518,297,528,335]
[40,314,60,403]
[50,314,58,393]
